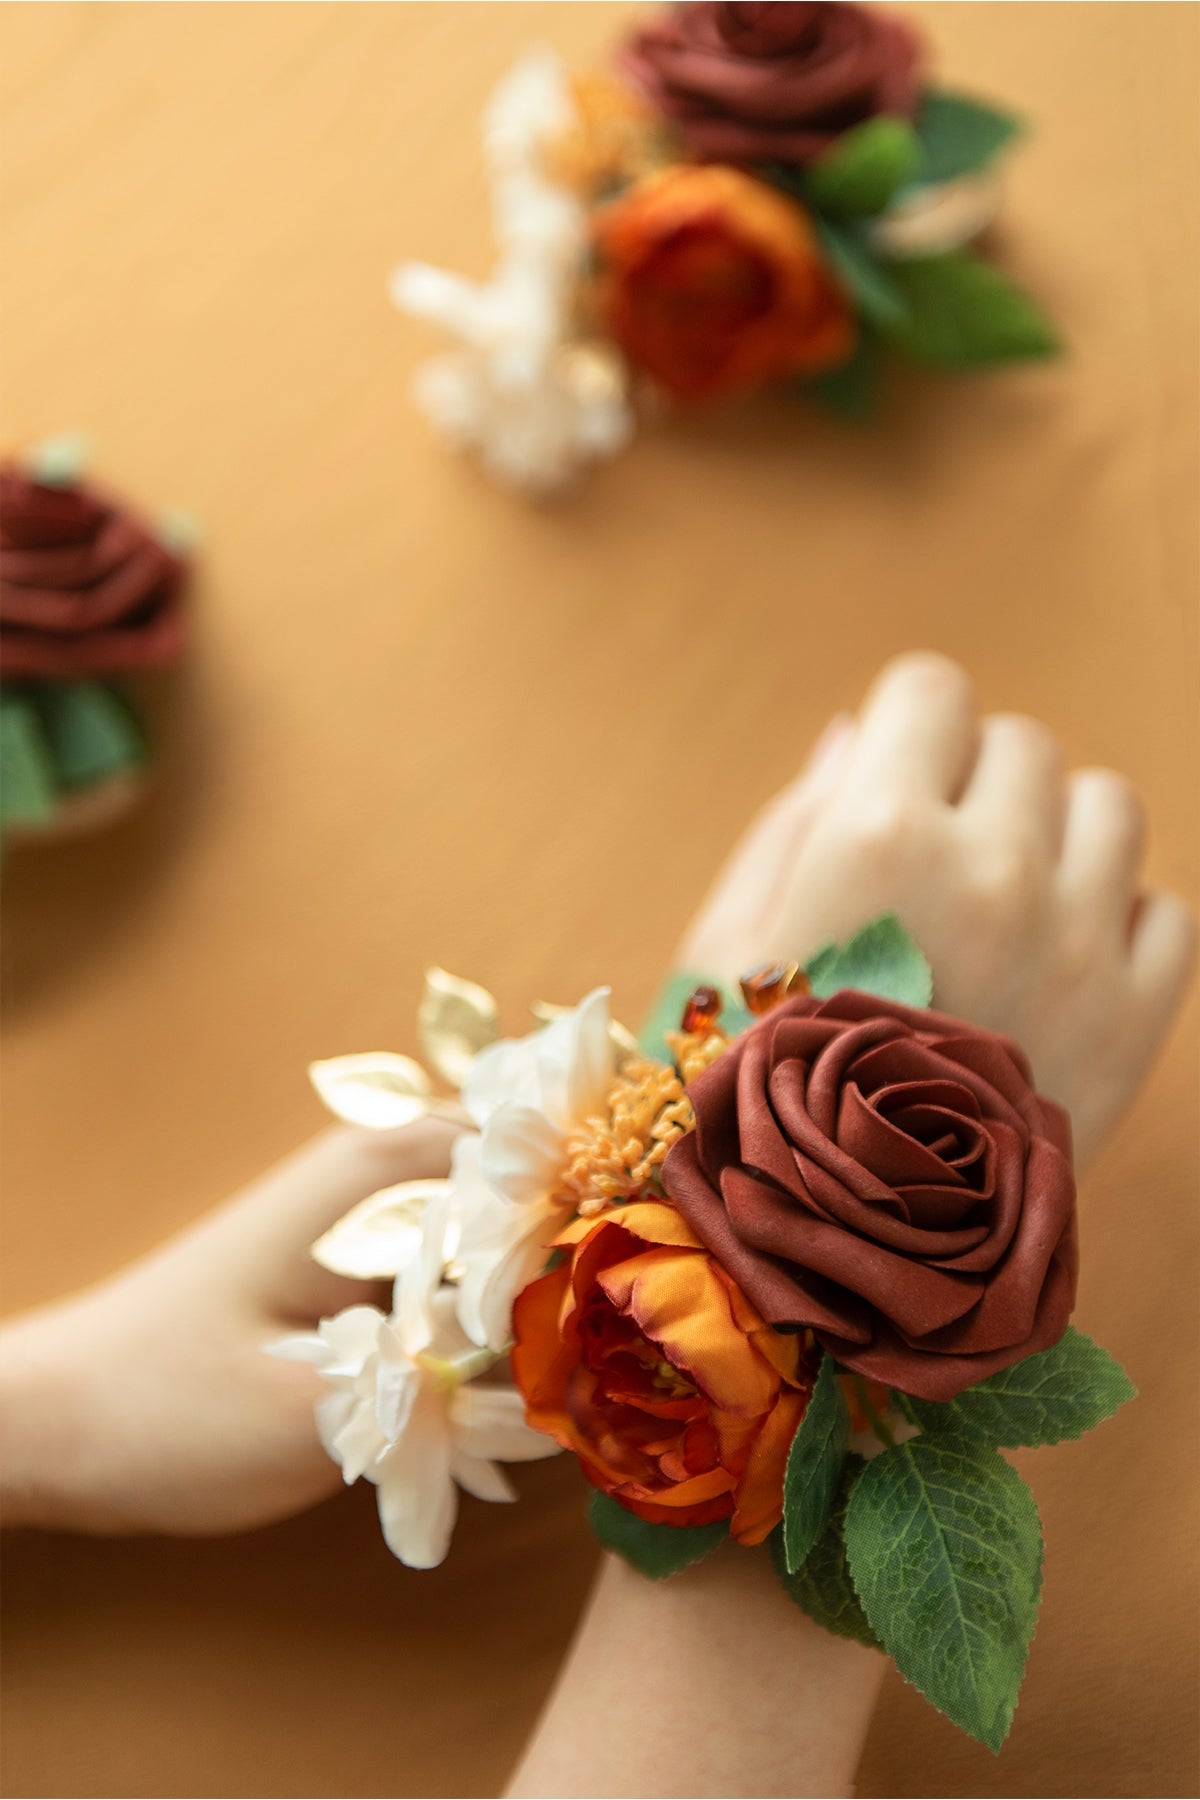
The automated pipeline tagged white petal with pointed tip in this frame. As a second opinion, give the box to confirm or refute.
[453,1383,559,1463]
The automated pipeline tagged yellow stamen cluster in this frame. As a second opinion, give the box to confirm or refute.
[555,1056,696,1218]
[665,1026,730,1085]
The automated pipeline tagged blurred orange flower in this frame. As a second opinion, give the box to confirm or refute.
[511,1199,815,1543]
[593,164,855,402]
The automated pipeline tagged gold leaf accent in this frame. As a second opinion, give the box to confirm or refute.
[309,1053,434,1129]
[418,967,500,1087]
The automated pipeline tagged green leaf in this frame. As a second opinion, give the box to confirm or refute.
[803,328,884,420]
[33,681,145,790]
[845,1435,1043,1751]
[885,252,1060,368]
[772,1454,879,1648]
[807,117,922,217]
[0,689,58,828]
[638,970,752,1062]
[815,219,910,332]
[915,90,1022,184]
[588,1490,727,1578]
[782,1353,849,1573]
[805,914,933,1007]
[907,1327,1137,1448]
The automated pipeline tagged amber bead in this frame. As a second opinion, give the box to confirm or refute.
[681,984,722,1034]
[739,961,805,1015]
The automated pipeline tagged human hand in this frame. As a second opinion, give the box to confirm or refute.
[676,653,1196,1170]
[0,1120,458,1535]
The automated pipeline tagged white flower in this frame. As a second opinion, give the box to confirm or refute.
[453,988,614,1352]
[869,171,1002,259]
[389,50,634,495]
[269,1286,556,1569]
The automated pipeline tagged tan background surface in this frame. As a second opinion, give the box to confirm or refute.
[1,4,1197,1796]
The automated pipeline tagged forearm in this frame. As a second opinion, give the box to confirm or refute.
[506,1543,885,1800]
[0,1304,89,1531]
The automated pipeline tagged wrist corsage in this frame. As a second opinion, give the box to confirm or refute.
[391,3,1059,496]
[0,436,193,845]
[274,919,1133,1750]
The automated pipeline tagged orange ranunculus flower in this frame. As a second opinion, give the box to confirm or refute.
[510,1200,816,1543]
[593,164,855,403]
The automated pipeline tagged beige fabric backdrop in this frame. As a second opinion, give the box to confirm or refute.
[1,5,1197,1797]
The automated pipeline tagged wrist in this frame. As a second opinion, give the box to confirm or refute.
[0,1302,97,1531]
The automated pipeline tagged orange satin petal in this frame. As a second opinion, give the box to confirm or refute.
[730,1387,809,1546]
[617,1464,734,1511]
[599,1246,778,1418]
[610,1199,706,1250]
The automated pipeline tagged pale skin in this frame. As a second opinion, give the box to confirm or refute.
[1,654,1194,1797]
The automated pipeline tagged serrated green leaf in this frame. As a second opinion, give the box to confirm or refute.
[815,219,910,331]
[588,1489,727,1578]
[0,689,58,828]
[915,90,1022,184]
[638,970,751,1062]
[805,914,933,1007]
[884,252,1059,368]
[33,681,145,790]
[807,117,922,217]
[845,1435,1042,1751]
[782,1353,849,1572]
[772,1454,880,1648]
[907,1327,1137,1448]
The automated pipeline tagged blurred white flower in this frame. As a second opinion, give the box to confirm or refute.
[390,50,634,495]
[269,1285,556,1569]
[453,988,615,1351]
[870,171,1002,259]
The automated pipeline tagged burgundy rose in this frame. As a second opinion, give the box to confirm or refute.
[1,467,187,680]
[620,2,924,168]
[662,991,1077,1402]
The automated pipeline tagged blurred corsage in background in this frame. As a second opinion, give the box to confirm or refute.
[392,0,1058,496]
[0,438,192,847]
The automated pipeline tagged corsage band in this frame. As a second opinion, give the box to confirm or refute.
[272,918,1134,1751]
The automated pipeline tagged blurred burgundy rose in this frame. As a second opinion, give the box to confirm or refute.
[662,990,1078,1402]
[0,467,187,679]
[620,2,924,168]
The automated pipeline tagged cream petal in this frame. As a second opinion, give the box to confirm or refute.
[461,1035,544,1127]
[456,1197,559,1351]
[533,987,614,1133]
[373,1388,458,1569]
[333,1399,387,1484]
[452,1383,560,1463]
[478,1102,565,1203]
[391,1187,455,1357]
[449,1448,517,1504]
[308,1053,433,1130]
[315,1390,359,1463]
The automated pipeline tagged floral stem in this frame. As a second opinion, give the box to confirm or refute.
[851,1373,896,1449]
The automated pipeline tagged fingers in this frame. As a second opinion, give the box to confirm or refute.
[1130,888,1198,1000]
[843,653,980,803]
[1058,769,1148,934]
[673,713,854,971]
[959,714,1065,856]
